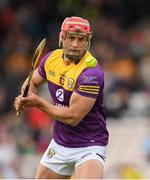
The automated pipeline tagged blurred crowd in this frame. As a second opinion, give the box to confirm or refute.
[0,0,150,178]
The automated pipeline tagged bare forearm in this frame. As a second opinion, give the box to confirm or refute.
[21,78,38,94]
[36,97,80,126]
[21,69,45,94]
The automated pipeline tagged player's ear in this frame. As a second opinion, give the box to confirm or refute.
[59,32,62,47]
[59,32,66,47]
[86,33,93,50]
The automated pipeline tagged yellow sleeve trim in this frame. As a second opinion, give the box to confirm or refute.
[79,85,100,89]
[78,87,99,94]
[79,87,99,92]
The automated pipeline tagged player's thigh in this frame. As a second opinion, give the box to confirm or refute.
[35,164,71,179]
[74,159,103,179]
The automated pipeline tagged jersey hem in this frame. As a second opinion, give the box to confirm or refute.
[53,138,108,148]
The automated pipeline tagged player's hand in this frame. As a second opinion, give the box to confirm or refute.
[14,94,25,114]
[15,91,40,110]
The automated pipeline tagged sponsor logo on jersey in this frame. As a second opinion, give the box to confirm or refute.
[83,76,99,84]
[56,88,64,102]
[54,102,68,107]
[52,100,68,107]
[49,70,56,77]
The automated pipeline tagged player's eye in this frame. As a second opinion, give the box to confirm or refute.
[67,35,75,41]
[78,37,85,42]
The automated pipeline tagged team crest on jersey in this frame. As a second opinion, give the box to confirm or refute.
[47,148,55,158]
[67,78,74,89]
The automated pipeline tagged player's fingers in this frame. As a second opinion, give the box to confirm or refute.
[15,104,25,116]
[14,101,21,112]
[14,96,24,111]
[15,104,25,114]
[14,96,25,116]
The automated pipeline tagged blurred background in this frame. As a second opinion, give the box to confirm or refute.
[0,0,150,178]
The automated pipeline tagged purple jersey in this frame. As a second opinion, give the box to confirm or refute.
[38,49,109,147]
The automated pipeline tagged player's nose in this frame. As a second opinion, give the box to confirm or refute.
[72,39,78,48]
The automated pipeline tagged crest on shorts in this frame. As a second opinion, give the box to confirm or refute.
[47,148,55,158]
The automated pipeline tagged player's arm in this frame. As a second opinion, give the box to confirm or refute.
[21,69,45,94]
[14,52,49,113]
[37,91,96,126]
[14,69,45,113]
[15,91,96,126]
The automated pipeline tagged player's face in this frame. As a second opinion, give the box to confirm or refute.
[62,31,88,62]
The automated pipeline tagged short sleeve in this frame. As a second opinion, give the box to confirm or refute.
[38,52,52,79]
[75,65,104,99]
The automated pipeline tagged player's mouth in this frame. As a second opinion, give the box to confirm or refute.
[69,50,80,54]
